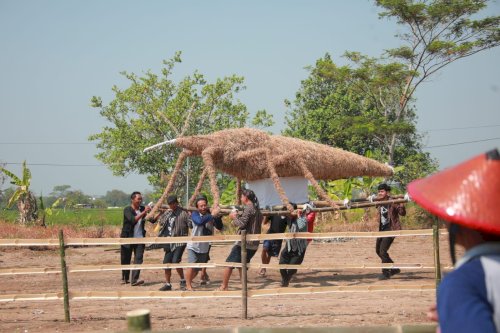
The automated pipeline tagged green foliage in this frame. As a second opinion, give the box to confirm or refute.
[251,109,275,129]
[102,189,130,207]
[90,52,272,198]
[0,208,123,227]
[0,161,38,224]
[220,179,237,205]
[283,54,438,187]
[376,0,500,111]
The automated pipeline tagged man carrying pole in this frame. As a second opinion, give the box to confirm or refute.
[375,183,406,279]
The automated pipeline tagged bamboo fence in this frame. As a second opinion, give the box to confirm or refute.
[0,225,445,322]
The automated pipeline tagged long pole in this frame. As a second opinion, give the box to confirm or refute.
[241,230,248,320]
[433,218,442,288]
[58,229,70,322]
[186,156,190,206]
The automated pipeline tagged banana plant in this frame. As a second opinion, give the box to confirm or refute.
[0,161,38,224]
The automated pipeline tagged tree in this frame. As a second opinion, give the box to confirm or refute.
[284,54,438,186]
[90,52,273,198]
[102,189,130,207]
[376,0,500,162]
[51,184,71,198]
[0,161,38,224]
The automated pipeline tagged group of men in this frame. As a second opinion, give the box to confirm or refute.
[119,148,500,331]
[120,193,222,290]
[120,185,405,289]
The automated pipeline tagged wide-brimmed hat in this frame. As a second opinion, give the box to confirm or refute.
[408,149,500,235]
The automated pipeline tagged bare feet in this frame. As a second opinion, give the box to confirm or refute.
[258,268,266,276]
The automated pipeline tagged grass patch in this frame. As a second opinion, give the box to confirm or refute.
[0,208,123,227]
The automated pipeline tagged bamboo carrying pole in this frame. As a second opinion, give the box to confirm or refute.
[433,218,442,288]
[241,230,248,320]
[58,229,70,323]
[126,309,151,332]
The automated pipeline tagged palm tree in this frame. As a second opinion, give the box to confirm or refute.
[0,161,38,224]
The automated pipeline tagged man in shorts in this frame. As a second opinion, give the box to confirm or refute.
[185,196,215,291]
[158,195,190,291]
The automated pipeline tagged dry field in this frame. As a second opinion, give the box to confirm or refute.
[0,230,454,332]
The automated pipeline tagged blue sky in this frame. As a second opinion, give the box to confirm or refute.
[0,0,499,196]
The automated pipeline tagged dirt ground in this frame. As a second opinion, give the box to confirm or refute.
[0,234,453,332]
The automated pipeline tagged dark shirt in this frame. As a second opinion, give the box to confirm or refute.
[121,205,146,238]
[267,215,288,234]
[376,197,406,231]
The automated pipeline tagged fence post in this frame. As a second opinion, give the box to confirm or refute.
[241,230,248,320]
[58,229,71,323]
[433,218,442,288]
[127,309,151,332]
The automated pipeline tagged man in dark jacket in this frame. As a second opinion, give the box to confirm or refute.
[375,183,406,279]
[121,191,151,286]
[158,195,191,291]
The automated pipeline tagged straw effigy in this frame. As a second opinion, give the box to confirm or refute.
[147,128,392,217]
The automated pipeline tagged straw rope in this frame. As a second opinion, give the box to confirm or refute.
[236,178,242,204]
[298,160,339,210]
[202,147,221,216]
[265,149,293,212]
[0,229,448,247]
[0,284,435,302]
[147,149,191,220]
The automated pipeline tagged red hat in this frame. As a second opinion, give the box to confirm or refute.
[408,149,500,235]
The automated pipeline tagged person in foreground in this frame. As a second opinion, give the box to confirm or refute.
[218,189,262,291]
[407,148,500,333]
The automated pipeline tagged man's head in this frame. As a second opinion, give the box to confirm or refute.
[195,195,208,214]
[130,191,142,208]
[377,183,391,199]
[167,195,179,210]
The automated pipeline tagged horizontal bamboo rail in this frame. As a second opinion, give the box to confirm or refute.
[0,262,453,276]
[0,284,435,302]
[0,229,448,247]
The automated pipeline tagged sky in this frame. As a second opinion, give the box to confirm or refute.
[0,0,499,197]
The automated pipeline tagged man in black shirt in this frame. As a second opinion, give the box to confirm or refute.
[259,214,289,276]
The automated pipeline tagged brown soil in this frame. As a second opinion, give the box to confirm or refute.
[0,234,453,332]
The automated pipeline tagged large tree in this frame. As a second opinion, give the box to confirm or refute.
[284,54,437,186]
[376,0,499,163]
[90,52,273,199]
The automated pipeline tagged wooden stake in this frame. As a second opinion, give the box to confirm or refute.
[241,230,248,320]
[126,309,151,332]
[433,218,442,288]
[58,229,70,323]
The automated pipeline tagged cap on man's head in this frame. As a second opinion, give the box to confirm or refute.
[408,149,500,235]
[377,183,391,191]
[167,195,178,204]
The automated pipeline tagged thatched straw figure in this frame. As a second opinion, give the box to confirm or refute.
[146,128,392,218]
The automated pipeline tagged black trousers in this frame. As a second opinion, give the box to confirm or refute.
[375,236,395,276]
[279,248,306,281]
[121,244,145,283]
